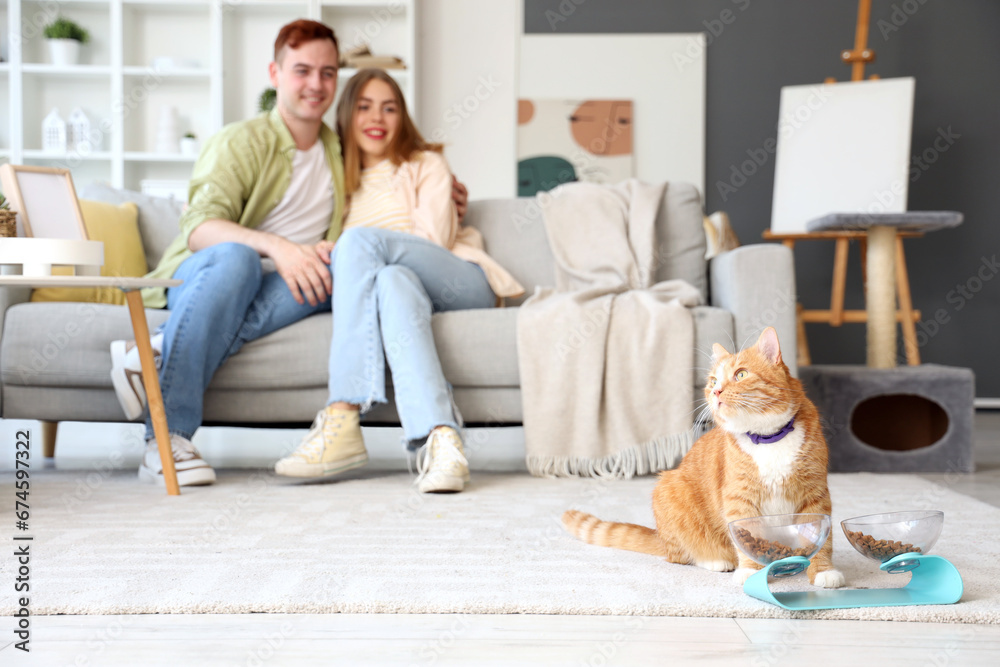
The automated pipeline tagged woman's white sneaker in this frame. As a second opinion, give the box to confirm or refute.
[415,427,469,493]
[138,434,216,487]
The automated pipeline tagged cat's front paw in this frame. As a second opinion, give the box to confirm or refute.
[732,568,757,586]
[811,568,846,589]
[695,559,735,572]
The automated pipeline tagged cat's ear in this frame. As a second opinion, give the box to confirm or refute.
[756,327,782,365]
[712,343,730,361]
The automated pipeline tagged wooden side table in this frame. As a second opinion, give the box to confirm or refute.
[0,275,183,495]
[0,237,104,277]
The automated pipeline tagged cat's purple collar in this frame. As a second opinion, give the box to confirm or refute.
[746,418,795,445]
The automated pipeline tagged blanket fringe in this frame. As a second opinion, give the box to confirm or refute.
[525,429,699,479]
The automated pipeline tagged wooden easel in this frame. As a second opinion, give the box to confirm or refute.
[763,0,922,368]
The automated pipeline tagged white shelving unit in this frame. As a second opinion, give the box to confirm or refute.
[1,0,417,191]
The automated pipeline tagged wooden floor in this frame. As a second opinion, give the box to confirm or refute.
[2,412,999,665]
[3,614,1000,666]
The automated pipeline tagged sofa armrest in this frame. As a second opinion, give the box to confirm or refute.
[0,269,33,416]
[709,243,798,377]
[0,269,32,336]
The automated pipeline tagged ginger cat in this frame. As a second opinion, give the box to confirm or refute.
[563,327,845,588]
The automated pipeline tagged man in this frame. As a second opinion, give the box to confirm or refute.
[110,20,466,487]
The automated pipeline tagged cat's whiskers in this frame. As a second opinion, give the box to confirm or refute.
[739,329,760,352]
[723,330,737,354]
[695,346,717,365]
[692,404,714,435]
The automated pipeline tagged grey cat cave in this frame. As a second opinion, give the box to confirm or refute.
[800,364,974,473]
[799,213,974,473]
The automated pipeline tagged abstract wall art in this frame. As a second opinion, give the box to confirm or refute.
[517,98,634,196]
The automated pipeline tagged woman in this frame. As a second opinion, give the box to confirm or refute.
[275,69,524,493]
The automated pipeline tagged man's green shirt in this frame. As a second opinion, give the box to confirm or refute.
[142,108,346,308]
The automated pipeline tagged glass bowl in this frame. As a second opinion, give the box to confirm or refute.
[728,514,831,577]
[841,510,944,572]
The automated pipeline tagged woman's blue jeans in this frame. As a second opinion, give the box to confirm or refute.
[152,229,494,445]
[327,227,495,444]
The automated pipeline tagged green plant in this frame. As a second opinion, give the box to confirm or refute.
[183,132,196,139]
[44,16,90,44]
[258,88,277,113]
[0,192,8,210]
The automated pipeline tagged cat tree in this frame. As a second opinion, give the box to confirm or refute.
[784,0,974,472]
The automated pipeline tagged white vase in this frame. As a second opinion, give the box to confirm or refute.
[47,39,81,67]
[156,106,179,153]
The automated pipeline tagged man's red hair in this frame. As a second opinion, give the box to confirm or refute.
[274,20,338,62]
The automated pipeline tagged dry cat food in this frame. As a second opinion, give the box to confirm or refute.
[732,527,816,563]
[845,529,922,561]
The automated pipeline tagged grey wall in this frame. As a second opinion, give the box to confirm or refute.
[525,0,1000,398]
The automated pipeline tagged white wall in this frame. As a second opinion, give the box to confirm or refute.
[417,2,705,200]
[417,0,520,199]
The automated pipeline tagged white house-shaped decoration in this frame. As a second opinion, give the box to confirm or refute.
[67,107,92,152]
[43,108,67,153]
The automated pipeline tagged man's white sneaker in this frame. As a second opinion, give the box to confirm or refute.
[275,407,369,478]
[415,426,469,493]
[110,334,162,421]
[138,433,216,487]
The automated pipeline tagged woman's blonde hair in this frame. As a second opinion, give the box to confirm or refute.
[336,68,442,195]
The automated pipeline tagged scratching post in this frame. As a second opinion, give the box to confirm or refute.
[808,213,963,368]
[866,226,896,368]
[803,213,969,473]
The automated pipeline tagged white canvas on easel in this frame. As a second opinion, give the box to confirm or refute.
[770,77,915,233]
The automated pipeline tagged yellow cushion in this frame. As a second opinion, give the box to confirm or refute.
[30,200,147,305]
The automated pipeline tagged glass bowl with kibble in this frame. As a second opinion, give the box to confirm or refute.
[841,510,944,573]
[728,513,832,578]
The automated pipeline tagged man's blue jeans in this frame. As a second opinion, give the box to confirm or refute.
[150,229,494,445]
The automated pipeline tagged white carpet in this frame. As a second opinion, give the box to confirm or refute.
[1,469,998,622]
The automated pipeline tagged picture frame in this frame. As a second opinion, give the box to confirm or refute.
[0,164,88,240]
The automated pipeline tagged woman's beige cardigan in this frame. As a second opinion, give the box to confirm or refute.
[388,150,525,299]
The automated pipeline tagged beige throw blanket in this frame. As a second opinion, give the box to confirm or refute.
[517,180,703,478]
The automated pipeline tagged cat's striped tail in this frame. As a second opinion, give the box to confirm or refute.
[562,510,668,556]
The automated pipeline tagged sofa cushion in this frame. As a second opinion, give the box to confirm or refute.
[77,183,184,270]
[0,303,170,389]
[212,304,732,393]
[30,200,147,306]
[432,307,520,386]
[464,199,553,307]
[655,182,708,300]
[466,184,708,306]
[211,308,523,390]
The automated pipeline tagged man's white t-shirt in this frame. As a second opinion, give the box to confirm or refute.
[256,140,334,271]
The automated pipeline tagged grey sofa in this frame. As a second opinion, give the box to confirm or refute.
[0,182,796,455]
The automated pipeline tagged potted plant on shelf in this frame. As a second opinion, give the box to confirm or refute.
[43,16,90,67]
[180,132,199,156]
[258,88,277,114]
[0,193,17,238]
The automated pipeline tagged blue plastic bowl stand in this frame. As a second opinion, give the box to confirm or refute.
[742,553,964,611]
